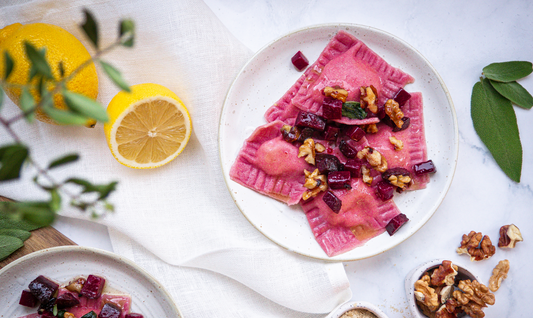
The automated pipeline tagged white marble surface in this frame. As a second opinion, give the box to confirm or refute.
[53,0,532,317]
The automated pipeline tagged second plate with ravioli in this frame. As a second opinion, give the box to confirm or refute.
[219,24,458,261]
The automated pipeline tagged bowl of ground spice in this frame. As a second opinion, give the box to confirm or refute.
[330,301,389,318]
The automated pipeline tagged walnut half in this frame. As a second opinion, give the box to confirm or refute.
[456,231,495,261]
[324,86,348,102]
[498,224,523,248]
[302,169,327,200]
[298,138,316,165]
[489,259,510,292]
[414,274,440,312]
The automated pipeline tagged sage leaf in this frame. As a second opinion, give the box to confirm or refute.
[81,311,98,318]
[471,78,522,182]
[342,101,367,119]
[483,61,532,82]
[48,154,79,169]
[24,42,53,79]
[66,178,118,200]
[3,51,14,80]
[0,207,42,231]
[49,189,61,212]
[100,61,131,92]
[81,9,99,49]
[119,19,135,47]
[0,235,23,261]
[42,105,91,126]
[0,144,29,181]
[14,201,56,226]
[63,91,109,122]
[58,61,65,78]
[0,229,31,241]
[20,88,36,122]
[489,80,533,109]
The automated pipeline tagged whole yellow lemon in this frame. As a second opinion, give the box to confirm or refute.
[0,23,98,126]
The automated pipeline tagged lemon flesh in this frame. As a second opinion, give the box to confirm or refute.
[105,84,192,169]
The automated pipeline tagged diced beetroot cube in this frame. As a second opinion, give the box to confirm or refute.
[376,104,387,120]
[316,154,342,175]
[125,314,144,318]
[40,311,55,318]
[291,51,309,71]
[328,171,352,189]
[98,303,122,318]
[392,117,410,132]
[322,191,342,213]
[324,126,340,142]
[376,181,395,201]
[19,290,38,307]
[393,88,412,107]
[322,97,343,120]
[56,292,80,308]
[80,275,106,299]
[344,126,365,142]
[382,167,411,183]
[339,140,357,159]
[280,125,300,143]
[38,297,56,314]
[413,160,437,175]
[297,127,321,143]
[344,159,364,178]
[28,275,59,303]
[295,111,326,131]
[386,213,409,236]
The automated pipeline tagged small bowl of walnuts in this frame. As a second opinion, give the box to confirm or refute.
[330,301,389,318]
[405,259,497,318]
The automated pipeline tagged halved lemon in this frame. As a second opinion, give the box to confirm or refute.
[104,83,192,169]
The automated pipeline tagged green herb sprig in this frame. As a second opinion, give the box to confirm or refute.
[471,61,533,182]
[342,101,367,119]
[0,10,135,261]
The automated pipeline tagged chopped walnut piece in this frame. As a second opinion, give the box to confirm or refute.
[324,86,348,102]
[439,286,454,304]
[298,138,316,165]
[431,260,458,286]
[456,231,495,261]
[489,259,510,292]
[498,224,523,248]
[388,174,411,190]
[280,124,300,143]
[384,98,405,128]
[414,274,440,312]
[357,147,388,173]
[361,165,373,185]
[302,169,327,200]
[456,279,495,307]
[461,302,485,318]
[66,277,86,293]
[389,136,403,151]
[315,142,326,153]
[64,313,76,318]
[435,304,456,318]
[360,86,378,113]
[364,123,379,134]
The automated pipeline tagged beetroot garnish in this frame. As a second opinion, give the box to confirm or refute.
[344,125,365,142]
[40,311,55,318]
[385,213,409,236]
[19,290,38,307]
[280,125,300,143]
[28,275,59,303]
[38,297,56,314]
[344,159,364,178]
[338,140,357,159]
[413,160,437,175]
[295,111,326,131]
[56,292,80,308]
[291,51,309,71]
[316,154,342,175]
[376,104,387,120]
[125,314,144,318]
[80,275,106,299]
[392,117,410,132]
[322,97,343,120]
[322,191,342,213]
[324,126,340,142]
[328,171,352,190]
[98,303,122,318]
[393,88,411,107]
[376,181,395,201]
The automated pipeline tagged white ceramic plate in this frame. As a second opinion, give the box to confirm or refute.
[219,24,458,261]
[0,246,182,317]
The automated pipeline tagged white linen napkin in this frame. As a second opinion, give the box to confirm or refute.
[0,0,352,316]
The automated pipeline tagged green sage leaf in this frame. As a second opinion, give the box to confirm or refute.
[0,235,23,261]
[81,311,97,318]
[81,9,99,49]
[471,78,522,182]
[63,90,109,122]
[119,19,135,47]
[20,88,36,122]
[0,207,42,231]
[342,101,367,119]
[100,61,131,92]
[49,189,61,212]
[14,201,56,226]
[483,61,532,82]
[48,154,80,169]
[58,61,65,78]
[66,178,117,200]
[0,229,31,241]
[3,51,14,80]
[0,144,29,181]
[489,80,533,109]
[24,42,53,79]
[42,105,90,126]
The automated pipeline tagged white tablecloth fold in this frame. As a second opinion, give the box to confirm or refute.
[0,0,351,317]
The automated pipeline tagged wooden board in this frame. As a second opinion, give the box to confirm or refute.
[0,196,77,269]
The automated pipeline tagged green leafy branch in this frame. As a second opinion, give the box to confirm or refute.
[471,61,533,182]
[0,10,135,261]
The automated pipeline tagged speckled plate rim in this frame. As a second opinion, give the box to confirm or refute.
[0,246,183,317]
[219,23,458,262]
